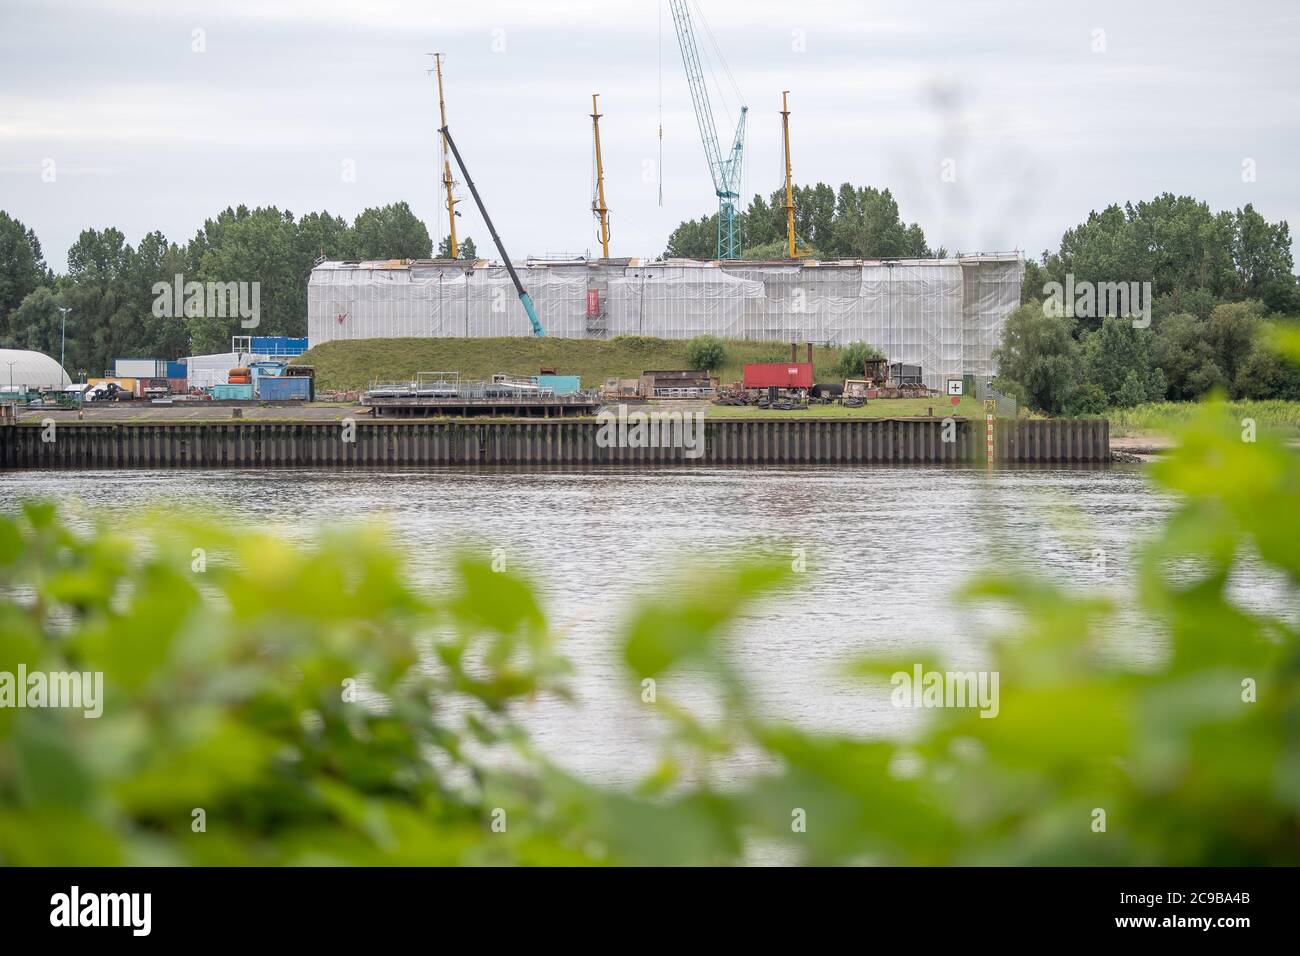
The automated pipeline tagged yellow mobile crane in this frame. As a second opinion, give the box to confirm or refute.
[433,53,459,258]
[781,90,809,259]
[590,94,611,259]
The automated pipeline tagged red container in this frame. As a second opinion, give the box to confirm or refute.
[743,362,813,389]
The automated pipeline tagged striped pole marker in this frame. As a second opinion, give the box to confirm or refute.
[984,400,996,467]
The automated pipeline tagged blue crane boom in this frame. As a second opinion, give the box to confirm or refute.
[668,0,747,260]
[439,124,546,337]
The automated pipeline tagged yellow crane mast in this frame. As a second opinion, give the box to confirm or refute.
[781,90,800,259]
[434,53,459,259]
[591,93,611,259]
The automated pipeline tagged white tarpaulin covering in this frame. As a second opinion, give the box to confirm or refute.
[307,256,1022,390]
[607,265,761,339]
[0,348,70,390]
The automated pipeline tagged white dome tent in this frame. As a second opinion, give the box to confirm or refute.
[0,348,72,393]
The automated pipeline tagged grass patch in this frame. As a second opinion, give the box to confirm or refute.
[1106,400,1300,438]
[295,336,851,392]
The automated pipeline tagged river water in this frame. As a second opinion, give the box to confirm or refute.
[4,463,1194,782]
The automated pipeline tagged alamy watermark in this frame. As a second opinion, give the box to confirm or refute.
[152,274,260,328]
[1042,274,1151,329]
[890,664,999,718]
[0,666,103,718]
[596,403,705,459]
[50,886,151,936]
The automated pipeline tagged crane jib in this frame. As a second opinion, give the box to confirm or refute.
[667,0,747,260]
[437,125,546,337]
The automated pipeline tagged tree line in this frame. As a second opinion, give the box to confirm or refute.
[0,205,475,379]
[664,182,938,260]
[996,194,1299,413]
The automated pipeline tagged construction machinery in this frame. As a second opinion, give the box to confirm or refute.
[431,54,460,258]
[590,94,611,259]
[780,91,810,259]
[438,124,546,337]
[668,0,747,259]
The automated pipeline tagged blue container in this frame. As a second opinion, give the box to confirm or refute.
[211,384,254,401]
[257,377,311,401]
[535,374,581,396]
[251,336,309,357]
[166,361,187,379]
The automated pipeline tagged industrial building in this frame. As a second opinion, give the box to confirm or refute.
[307,255,1022,391]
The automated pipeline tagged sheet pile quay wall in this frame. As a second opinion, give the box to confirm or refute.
[308,256,1023,391]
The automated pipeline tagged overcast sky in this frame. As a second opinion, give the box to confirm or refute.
[2,0,1298,272]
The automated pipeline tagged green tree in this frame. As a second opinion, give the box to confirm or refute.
[664,215,717,259]
[742,193,780,248]
[296,211,352,265]
[0,211,51,335]
[663,182,931,260]
[1206,300,1264,390]
[835,341,884,379]
[1035,193,1296,317]
[992,301,1081,415]
[686,334,725,371]
[1233,334,1300,401]
[349,202,433,260]
[4,286,64,357]
[1154,312,1224,400]
[1065,382,1107,416]
[828,184,931,258]
[1082,316,1165,406]
[436,235,477,259]
[1229,204,1297,307]
[61,227,142,377]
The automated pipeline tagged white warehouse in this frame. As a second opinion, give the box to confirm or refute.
[306,255,1023,391]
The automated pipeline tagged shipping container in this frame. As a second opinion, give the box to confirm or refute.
[889,363,924,386]
[257,377,311,401]
[743,362,813,390]
[535,374,581,396]
[89,376,141,396]
[166,361,187,379]
[114,359,166,379]
[250,336,308,357]
[210,384,254,401]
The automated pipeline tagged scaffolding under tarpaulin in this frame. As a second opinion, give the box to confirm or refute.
[308,254,1023,391]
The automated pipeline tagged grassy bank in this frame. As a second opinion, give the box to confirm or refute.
[1105,400,1300,438]
[295,336,851,392]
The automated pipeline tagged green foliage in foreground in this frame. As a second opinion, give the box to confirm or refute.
[1,405,1298,865]
[1106,399,1300,438]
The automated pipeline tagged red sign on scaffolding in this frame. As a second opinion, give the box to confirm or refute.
[586,289,600,318]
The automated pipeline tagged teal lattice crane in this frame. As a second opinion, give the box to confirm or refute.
[668,0,747,260]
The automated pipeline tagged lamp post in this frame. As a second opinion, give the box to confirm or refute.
[55,306,71,384]
[5,360,17,388]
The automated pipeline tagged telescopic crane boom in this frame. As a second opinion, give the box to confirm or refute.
[591,94,611,259]
[432,54,459,258]
[439,125,545,337]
